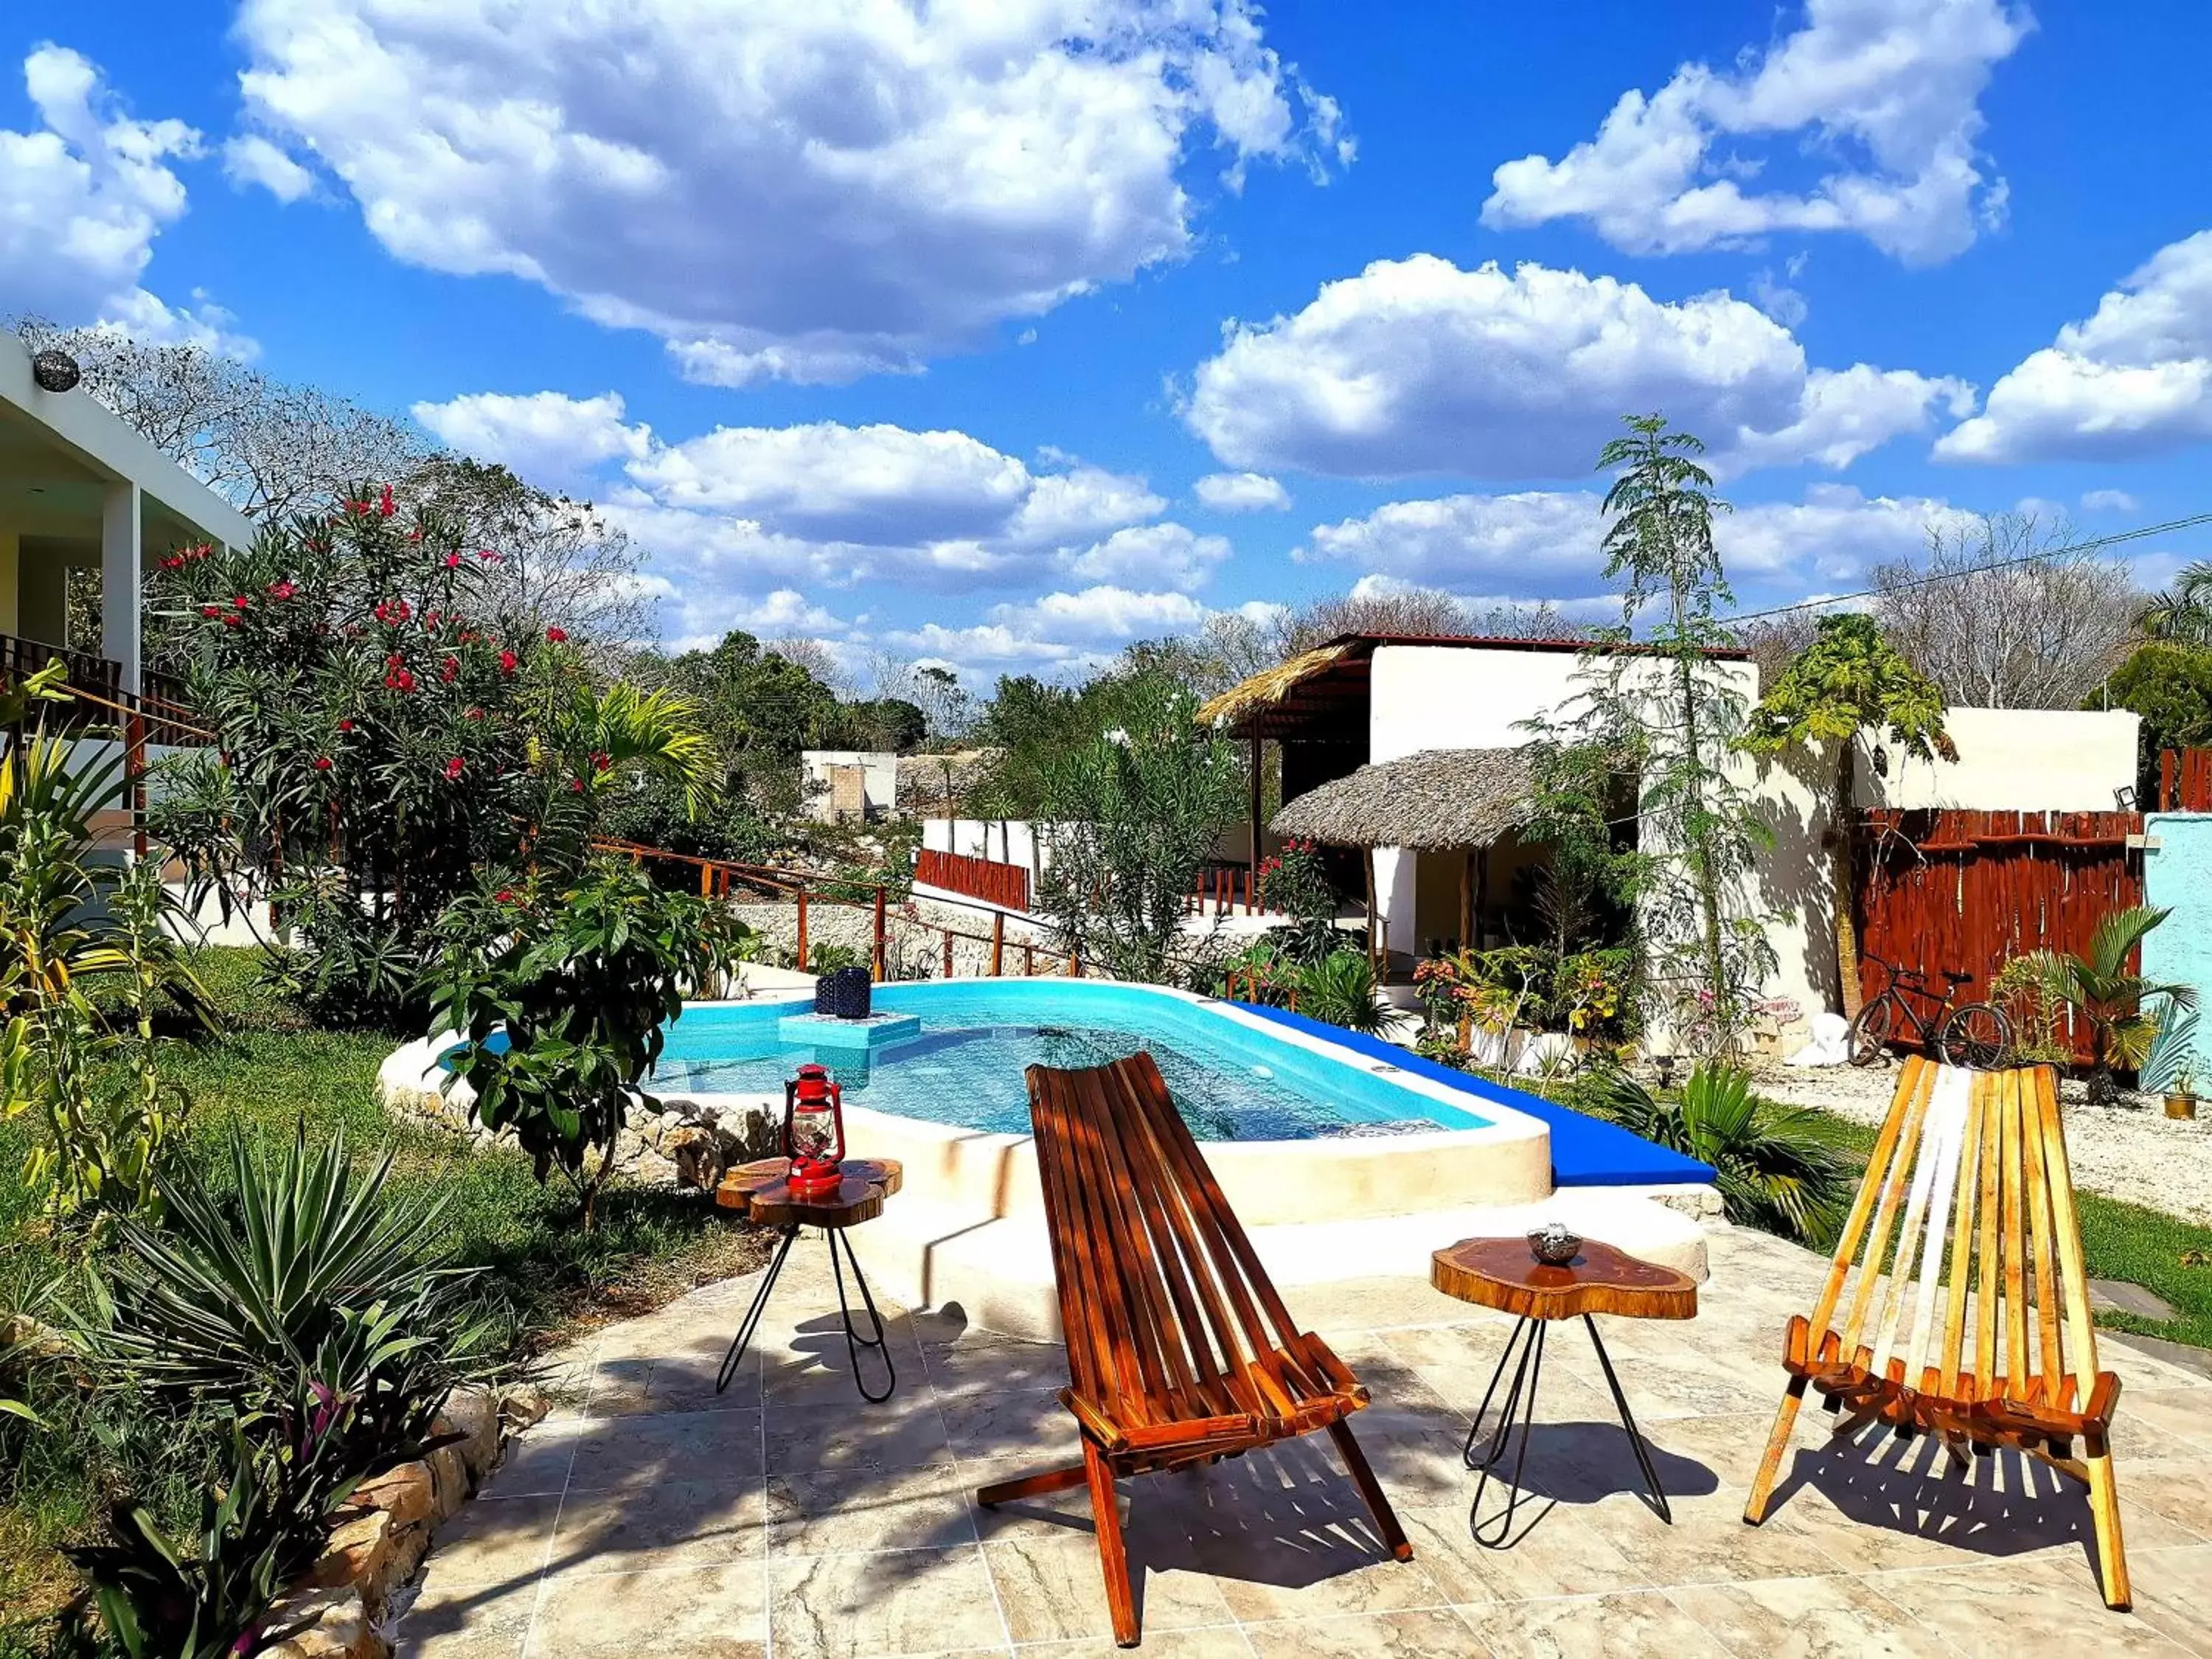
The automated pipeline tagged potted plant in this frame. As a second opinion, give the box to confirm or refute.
[2169,1063,2199,1121]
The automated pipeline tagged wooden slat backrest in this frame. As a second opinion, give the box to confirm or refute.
[1806,1060,2100,1407]
[1026,1054,1320,1430]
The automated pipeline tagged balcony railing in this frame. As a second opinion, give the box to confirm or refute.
[0,631,207,745]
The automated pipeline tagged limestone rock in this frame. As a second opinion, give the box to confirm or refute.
[352,1460,434,1528]
[437,1386,501,1481]
[308,1509,392,1596]
[667,1124,726,1190]
[262,1585,388,1659]
[426,1444,469,1523]
[499,1383,551,1430]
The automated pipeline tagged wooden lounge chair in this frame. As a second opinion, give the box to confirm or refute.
[976,1053,1411,1647]
[1744,1056,2128,1609]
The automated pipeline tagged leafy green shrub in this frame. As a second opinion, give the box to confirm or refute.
[807,942,865,975]
[1583,1062,1851,1246]
[1293,950,1389,1036]
[2014,905,2197,1103]
[433,859,753,1225]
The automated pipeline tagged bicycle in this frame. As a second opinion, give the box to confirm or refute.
[1846,958,2014,1069]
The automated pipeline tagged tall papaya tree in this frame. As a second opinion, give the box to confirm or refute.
[1745,613,1955,1016]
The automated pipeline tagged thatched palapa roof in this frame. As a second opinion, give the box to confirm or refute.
[1270,746,1534,851]
[1194,641,1355,734]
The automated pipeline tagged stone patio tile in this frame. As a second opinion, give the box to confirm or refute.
[1869,1554,2188,1656]
[1465,1588,1721,1658]
[768,1462,978,1557]
[581,1354,660,1417]
[770,1544,1009,1658]
[2107,1391,2212,1459]
[1240,1607,1487,1658]
[765,1394,953,1475]
[938,1387,1079,1464]
[984,1534,1235,1644]
[2117,1457,2212,1539]
[760,1315,928,1405]
[919,1336,1069,1399]
[566,1407,765,1491]
[2126,1545,2212,1656]
[526,1562,768,1658]
[1014,1630,1251,1658]
[392,1571,538,1659]
[1666,1574,1963,1658]
[546,1477,768,1575]
[478,1419,588,1499]
[1582,1488,1848,1586]
[1598,1354,1773,1422]
[418,1493,563,1590]
[1630,1411,1790,1489]
[1394,1504,1647,1604]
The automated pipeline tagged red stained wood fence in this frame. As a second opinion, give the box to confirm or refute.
[914,846,1031,912]
[2161,748,2212,812]
[1854,808,2144,1062]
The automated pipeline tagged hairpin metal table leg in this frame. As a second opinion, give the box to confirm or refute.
[1582,1313,1670,1523]
[716,1223,799,1395]
[827,1225,897,1403]
[1466,1315,1548,1548]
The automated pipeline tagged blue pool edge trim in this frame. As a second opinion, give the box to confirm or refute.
[1226,1004,1719,1188]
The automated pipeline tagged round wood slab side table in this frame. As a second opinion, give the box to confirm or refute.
[713,1157,904,1403]
[1430,1237,1698,1548]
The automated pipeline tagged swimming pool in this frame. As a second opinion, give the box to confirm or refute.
[661,979,1490,1141]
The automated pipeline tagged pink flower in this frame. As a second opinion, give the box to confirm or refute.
[201,604,223,619]
[591,750,611,772]
[477,548,503,562]
[567,777,585,793]
[545,626,568,643]
[232,594,251,610]
[338,717,355,732]
[266,580,296,600]
[377,484,396,518]
[314,756,333,771]
[443,551,462,568]
[439,655,459,683]
[495,888,516,904]
[465,706,485,721]
[443,756,465,780]
[498,649,518,675]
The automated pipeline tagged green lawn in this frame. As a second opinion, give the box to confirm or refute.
[1789,1107,2212,1353]
[0,947,765,1649]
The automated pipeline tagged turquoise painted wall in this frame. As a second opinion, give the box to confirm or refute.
[2144,813,2212,1087]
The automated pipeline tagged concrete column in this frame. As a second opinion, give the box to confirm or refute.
[101,480,141,692]
[1373,845,1417,961]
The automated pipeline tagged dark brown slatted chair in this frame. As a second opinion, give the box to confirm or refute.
[975,1053,1411,1648]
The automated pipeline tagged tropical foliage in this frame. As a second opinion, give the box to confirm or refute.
[2097,641,2212,799]
[1032,669,1240,982]
[2139,560,2212,649]
[1746,612,1955,1016]
[1584,1062,1852,1245]
[1289,950,1389,1035]
[432,859,754,1225]
[2013,905,2197,1104]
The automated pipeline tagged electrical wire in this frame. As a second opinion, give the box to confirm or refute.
[1722,511,2212,626]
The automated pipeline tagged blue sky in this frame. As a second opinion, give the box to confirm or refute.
[7,0,2210,685]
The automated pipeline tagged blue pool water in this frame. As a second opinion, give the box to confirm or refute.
[656,980,1491,1141]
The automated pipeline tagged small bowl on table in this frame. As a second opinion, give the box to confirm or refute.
[1527,1223,1582,1267]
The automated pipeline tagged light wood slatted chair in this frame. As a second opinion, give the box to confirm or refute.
[977,1053,1412,1648]
[1743,1055,2129,1609]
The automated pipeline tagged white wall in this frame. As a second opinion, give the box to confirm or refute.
[922,816,1049,872]
[1368,645,1593,762]
[1857,707,2140,812]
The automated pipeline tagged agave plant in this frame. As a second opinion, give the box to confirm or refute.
[2015,905,2197,1105]
[92,1123,490,1478]
[1585,1062,1851,1246]
[1293,948,1391,1036]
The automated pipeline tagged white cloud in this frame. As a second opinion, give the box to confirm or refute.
[1299,482,1983,593]
[2081,488,2140,513]
[1935,230,2212,464]
[1482,0,2029,265]
[234,0,1346,384]
[1061,523,1231,587]
[413,390,653,489]
[0,46,209,334]
[1183,254,1964,479]
[1194,470,1291,512]
[220,133,315,202]
[884,585,1214,678]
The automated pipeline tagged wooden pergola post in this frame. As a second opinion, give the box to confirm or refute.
[1363,849,1379,974]
[1247,734,1263,917]
[1458,850,1473,955]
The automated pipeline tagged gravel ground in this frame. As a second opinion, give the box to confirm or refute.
[1753,1056,2212,1225]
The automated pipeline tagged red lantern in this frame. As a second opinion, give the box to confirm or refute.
[782,1062,846,1200]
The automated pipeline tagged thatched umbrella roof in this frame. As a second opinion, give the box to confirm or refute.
[1270,747,1535,851]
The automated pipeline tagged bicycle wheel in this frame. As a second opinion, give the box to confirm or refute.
[1846,997,1899,1066]
[1938,1002,2012,1070]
